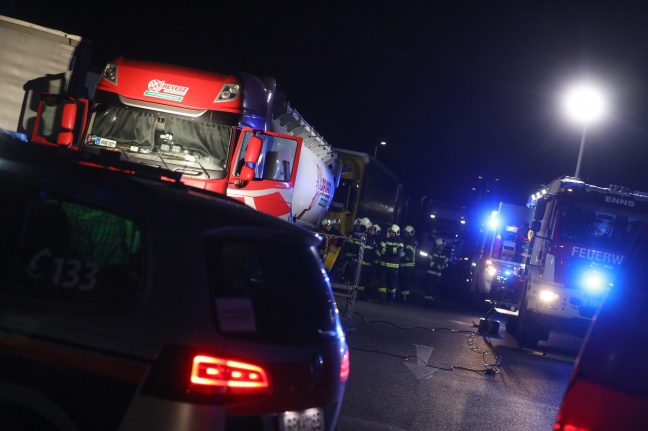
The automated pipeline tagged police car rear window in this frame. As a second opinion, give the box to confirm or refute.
[0,180,143,302]
[205,237,338,344]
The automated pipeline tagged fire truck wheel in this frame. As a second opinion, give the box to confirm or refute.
[516,326,541,349]
[514,311,550,349]
[505,316,519,335]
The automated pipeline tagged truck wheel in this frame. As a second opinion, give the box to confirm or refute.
[505,316,519,335]
[514,310,550,349]
[516,324,541,349]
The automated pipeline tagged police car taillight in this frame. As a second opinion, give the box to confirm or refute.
[340,349,350,383]
[140,345,271,402]
[189,355,270,395]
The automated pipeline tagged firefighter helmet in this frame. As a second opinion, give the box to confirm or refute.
[373,224,381,235]
[404,225,415,235]
[435,238,444,246]
[321,219,332,227]
[389,224,400,235]
[360,217,372,229]
[354,218,362,226]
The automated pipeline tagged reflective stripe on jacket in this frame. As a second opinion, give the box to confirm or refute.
[377,236,403,269]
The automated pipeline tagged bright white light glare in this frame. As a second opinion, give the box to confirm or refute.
[583,271,606,293]
[564,83,606,125]
[488,211,500,230]
[419,250,429,257]
[539,290,559,302]
[487,266,497,276]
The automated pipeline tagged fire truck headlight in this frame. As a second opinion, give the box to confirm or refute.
[419,250,429,257]
[487,266,497,276]
[539,290,559,302]
[583,271,606,294]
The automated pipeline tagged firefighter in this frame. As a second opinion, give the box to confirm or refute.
[398,225,418,302]
[373,224,382,238]
[376,224,403,304]
[345,218,370,285]
[358,222,379,301]
[318,219,333,260]
[424,238,449,306]
[331,219,343,236]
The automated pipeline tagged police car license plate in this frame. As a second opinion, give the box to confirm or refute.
[279,408,324,431]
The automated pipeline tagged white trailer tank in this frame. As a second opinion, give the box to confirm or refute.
[271,104,338,228]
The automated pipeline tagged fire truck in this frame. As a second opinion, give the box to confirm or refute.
[471,202,534,307]
[488,176,648,347]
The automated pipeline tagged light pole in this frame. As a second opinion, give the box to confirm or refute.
[374,141,386,159]
[563,83,606,179]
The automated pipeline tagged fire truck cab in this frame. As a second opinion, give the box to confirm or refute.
[493,176,648,347]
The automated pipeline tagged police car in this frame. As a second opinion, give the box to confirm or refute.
[0,133,349,430]
[554,225,648,429]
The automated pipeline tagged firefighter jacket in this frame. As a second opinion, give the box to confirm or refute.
[345,230,366,261]
[362,234,378,267]
[426,250,448,276]
[377,236,404,269]
[400,236,418,269]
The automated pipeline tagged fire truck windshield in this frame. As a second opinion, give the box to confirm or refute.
[85,104,232,175]
[558,204,648,250]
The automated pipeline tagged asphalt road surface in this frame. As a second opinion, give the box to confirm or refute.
[334,283,581,431]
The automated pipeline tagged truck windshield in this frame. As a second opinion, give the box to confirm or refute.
[85,104,232,177]
[558,204,648,250]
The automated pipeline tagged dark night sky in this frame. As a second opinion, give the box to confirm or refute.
[4,0,648,211]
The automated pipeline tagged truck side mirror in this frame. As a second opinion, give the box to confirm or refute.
[240,165,255,181]
[244,135,263,165]
[534,198,547,221]
[56,102,77,146]
[233,135,264,186]
[60,102,77,130]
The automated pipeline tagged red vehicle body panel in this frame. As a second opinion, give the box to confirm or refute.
[97,58,242,113]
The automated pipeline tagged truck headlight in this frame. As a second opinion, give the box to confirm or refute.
[583,271,606,294]
[102,63,118,85]
[215,84,240,102]
[539,290,559,302]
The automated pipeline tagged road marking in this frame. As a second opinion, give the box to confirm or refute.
[404,344,439,379]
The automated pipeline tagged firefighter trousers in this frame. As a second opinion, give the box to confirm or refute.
[424,273,442,303]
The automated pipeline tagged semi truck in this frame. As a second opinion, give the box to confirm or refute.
[486,177,648,347]
[328,149,404,235]
[2,15,338,229]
